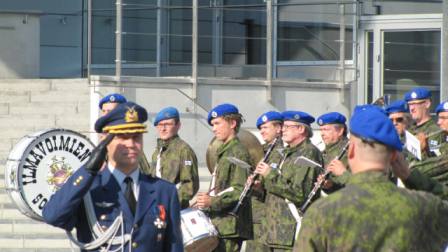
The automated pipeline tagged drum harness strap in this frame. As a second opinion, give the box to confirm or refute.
[65,192,132,252]
[277,151,302,241]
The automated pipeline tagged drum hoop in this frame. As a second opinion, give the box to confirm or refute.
[6,128,95,221]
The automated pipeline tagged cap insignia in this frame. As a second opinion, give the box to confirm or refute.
[110,95,116,102]
[411,92,417,99]
[444,102,448,110]
[211,111,218,118]
[125,106,139,123]
[294,114,300,119]
[262,115,268,122]
[318,119,323,125]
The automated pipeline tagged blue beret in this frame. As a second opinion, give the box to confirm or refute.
[207,103,239,126]
[435,101,448,114]
[385,100,409,114]
[281,111,315,125]
[404,87,431,102]
[317,112,346,126]
[154,107,179,126]
[350,105,402,151]
[99,93,127,109]
[256,111,283,129]
[95,101,148,133]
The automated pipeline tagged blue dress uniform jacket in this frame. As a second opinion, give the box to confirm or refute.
[42,166,183,252]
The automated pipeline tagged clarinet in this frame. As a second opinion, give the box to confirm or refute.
[230,137,279,216]
[299,141,349,214]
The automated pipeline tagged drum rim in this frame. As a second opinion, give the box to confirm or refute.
[6,128,95,221]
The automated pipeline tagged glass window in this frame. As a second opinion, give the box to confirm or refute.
[277,1,354,61]
[222,0,266,65]
[361,0,442,15]
[383,30,441,110]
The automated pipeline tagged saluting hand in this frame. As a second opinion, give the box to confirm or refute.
[85,134,115,175]
[255,161,271,177]
[391,152,410,180]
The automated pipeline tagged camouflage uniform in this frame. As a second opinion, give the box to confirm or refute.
[406,132,448,187]
[261,139,322,251]
[404,169,448,200]
[295,171,448,252]
[246,138,284,252]
[145,135,199,209]
[321,137,349,193]
[408,119,445,158]
[208,137,253,252]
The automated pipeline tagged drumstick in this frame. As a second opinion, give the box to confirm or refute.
[189,187,216,208]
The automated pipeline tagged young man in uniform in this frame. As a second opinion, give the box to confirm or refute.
[295,105,448,252]
[316,112,349,193]
[146,106,199,209]
[246,111,284,252]
[255,111,322,251]
[43,101,183,252]
[195,103,253,252]
[99,93,127,116]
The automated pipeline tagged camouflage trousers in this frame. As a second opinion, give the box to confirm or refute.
[245,223,270,252]
[213,238,242,252]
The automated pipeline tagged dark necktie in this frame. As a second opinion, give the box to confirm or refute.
[124,177,137,215]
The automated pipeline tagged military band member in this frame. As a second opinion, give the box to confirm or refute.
[385,100,411,145]
[246,111,284,252]
[404,87,444,158]
[255,111,322,251]
[316,112,349,193]
[196,103,253,252]
[435,100,448,155]
[43,102,183,252]
[99,93,127,116]
[295,105,448,252]
[145,106,199,209]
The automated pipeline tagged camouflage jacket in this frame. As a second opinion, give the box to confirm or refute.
[251,138,284,223]
[295,171,448,252]
[261,139,322,249]
[409,119,445,158]
[408,143,448,187]
[405,169,448,200]
[208,137,253,239]
[321,137,350,193]
[146,135,199,209]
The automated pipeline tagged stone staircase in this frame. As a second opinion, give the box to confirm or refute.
[0,79,90,252]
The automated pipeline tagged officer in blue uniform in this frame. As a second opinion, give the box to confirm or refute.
[43,101,183,252]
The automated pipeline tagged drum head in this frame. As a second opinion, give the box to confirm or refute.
[5,128,95,221]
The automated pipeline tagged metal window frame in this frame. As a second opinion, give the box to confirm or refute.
[358,14,443,104]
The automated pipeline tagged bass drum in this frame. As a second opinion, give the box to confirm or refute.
[5,128,94,221]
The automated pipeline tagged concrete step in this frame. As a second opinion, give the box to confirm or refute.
[30,90,89,103]
[50,79,88,92]
[0,79,52,92]
[9,102,81,116]
[0,115,56,131]
[0,235,76,250]
[0,91,30,104]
